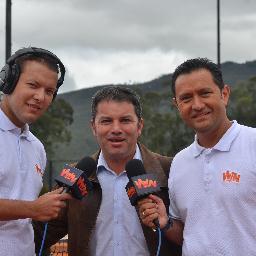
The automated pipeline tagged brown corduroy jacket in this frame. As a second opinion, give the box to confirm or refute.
[33,144,182,256]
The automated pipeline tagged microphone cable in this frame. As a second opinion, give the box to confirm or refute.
[156,226,162,256]
[38,222,48,256]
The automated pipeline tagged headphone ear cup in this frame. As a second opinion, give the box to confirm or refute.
[0,64,10,93]
[2,63,20,94]
[9,63,20,94]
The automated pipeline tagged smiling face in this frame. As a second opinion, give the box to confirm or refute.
[0,60,58,127]
[91,100,143,165]
[174,68,231,145]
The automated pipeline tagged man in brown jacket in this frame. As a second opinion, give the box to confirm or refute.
[34,86,181,256]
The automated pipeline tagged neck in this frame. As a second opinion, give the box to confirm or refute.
[103,151,136,175]
[0,99,25,129]
[197,118,232,148]
[106,159,127,175]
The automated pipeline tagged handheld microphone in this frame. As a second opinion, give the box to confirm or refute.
[54,156,97,200]
[125,159,161,227]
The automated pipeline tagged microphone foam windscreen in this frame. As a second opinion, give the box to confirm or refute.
[75,156,97,176]
[125,159,146,180]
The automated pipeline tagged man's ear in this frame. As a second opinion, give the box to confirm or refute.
[91,120,96,136]
[137,118,144,136]
[221,84,231,107]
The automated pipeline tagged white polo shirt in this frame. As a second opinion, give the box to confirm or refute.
[169,121,256,256]
[0,109,46,256]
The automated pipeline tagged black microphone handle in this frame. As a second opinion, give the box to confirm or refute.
[153,218,160,228]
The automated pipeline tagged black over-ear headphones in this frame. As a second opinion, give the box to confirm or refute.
[0,47,65,97]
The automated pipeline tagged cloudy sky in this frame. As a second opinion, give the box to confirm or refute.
[0,0,255,93]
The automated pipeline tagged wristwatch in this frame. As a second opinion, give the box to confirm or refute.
[161,215,173,233]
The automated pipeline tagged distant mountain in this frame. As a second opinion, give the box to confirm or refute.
[221,60,256,86]
[49,60,256,174]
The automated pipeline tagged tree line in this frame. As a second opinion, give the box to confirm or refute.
[140,76,256,156]
[31,76,256,158]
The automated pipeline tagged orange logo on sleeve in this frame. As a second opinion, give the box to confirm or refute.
[35,164,43,176]
[223,170,240,183]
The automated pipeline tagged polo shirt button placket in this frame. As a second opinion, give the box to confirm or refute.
[204,153,212,191]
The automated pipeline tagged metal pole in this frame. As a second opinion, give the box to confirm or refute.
[217,0,221,68]
[5,0,12,61]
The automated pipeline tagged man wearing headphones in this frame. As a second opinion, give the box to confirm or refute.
[0,47,71,256]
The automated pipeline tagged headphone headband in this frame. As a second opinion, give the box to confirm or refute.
[0,47,65,97]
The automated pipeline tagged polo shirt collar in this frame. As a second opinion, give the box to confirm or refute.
[0,108,34,141]
[192,120,241,157]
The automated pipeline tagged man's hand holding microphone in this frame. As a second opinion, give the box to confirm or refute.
[32,156,96,222]
[29,187,72,222]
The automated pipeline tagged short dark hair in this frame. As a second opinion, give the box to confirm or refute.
[16,54,59,76]
[91,86,142,121]
[171,58,224,96]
